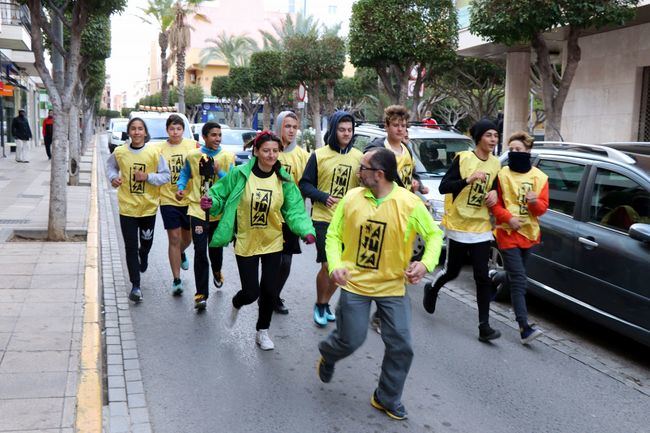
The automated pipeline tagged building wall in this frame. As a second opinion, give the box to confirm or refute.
[562,22,650,142]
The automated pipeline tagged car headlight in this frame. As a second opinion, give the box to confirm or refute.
[427,199,445,221]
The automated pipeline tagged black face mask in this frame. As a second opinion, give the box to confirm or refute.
[508,151,532,173]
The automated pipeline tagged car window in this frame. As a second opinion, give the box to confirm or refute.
[537,159,586,216]
[114,123,128,133]
[589,168,650,232]
[353,134,373,152]
[221,130,256,146]
[142,118,192,140]
[409,138,473,175]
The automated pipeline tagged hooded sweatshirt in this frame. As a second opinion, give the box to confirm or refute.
[275,111,310,184]
[299,111,363,222]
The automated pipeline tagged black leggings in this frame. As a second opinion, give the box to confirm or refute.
[119,214,156,288]
[233,252,282,330]
[432,239,493,324]
[190,217,223,298]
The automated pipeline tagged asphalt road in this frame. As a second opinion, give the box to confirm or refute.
[100,143,649,433]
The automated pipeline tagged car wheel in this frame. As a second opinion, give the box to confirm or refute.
[488,243,510,302]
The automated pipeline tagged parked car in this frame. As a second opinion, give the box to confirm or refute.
[107,118,128,153]
[127,111,194,143]
[491,142,650,346]
[220,128,257,165]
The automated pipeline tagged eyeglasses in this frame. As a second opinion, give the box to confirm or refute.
[359,165,381,172]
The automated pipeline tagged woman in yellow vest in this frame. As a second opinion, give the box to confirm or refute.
[488,131,549,344]
[106,117,171,303]
[422,119,502,342]
[202,131,316,350]
[274,111,310,315]
[156,114,197,296]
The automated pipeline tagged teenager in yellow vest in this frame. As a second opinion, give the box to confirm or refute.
[274,111,310,315]
[488,131,549,344]
[106,118,171,303]
[422,119,502,342]
[176,122,235,311]
[317,148,443,421]
[299,111,362,327]
[156,114,198,296]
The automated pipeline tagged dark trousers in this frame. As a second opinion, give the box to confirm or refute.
[119,214,156,288]
[501,247,532,327]
[432,239,493,324]
[44,136,52,159]
[190,216,222,298]
[233,252,282,330]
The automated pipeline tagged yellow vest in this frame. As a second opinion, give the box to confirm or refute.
[278,146,310,184]
[385,139,414,190]
[337,186,422,297]
[186,148,235,221]
[442,151,500,233]
[312,146,363,222]
[235,172,284,256]
[113,144,162,217]
[497,166,548,241]
[157,139,196,206]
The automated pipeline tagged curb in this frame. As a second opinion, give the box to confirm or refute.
[75,143,103,431]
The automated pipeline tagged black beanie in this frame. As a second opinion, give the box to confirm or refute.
[469,119,498,145]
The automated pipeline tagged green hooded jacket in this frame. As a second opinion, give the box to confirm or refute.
[207,157,316,248]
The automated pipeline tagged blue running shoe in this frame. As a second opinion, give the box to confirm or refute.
[520,324,543,344]
[180,253,189,271]
[313,304,327,327]
[370,390,408,420]
[324,304,336,322]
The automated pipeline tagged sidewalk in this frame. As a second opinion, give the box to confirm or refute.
[0,140,95,432]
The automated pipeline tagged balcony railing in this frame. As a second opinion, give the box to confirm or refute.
[0,2,31,31]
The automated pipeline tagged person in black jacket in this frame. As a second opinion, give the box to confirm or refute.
[11,109,32,163]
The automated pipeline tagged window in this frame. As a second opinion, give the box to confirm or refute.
[537,159,585,216]
[288,0,295,13]
[589,168,650,232]
[410,138,473,175]
[352,134,373,152]
[328,5,337,14]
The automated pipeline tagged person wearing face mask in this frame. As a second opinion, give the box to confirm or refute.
[488,131,549,344]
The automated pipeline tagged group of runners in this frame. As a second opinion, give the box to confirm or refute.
[106,106,549,420]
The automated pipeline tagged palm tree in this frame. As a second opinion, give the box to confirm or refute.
[168,1,209,114]
[140,0,175,106]
[200,31,259,68]
[259,12,320,50]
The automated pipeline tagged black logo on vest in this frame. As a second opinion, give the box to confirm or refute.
[282,164,292,175]
[130,163,146,194]
[356,220,386,269]
[400,164,413,186]
[518,182,533,215]
[169,154,184,184]
[251,189,273,227]
[330,164,352,198]
[467,173,491,208]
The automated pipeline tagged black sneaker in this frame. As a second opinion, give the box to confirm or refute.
[370,390,408,420]
[520,324,543,344]
[129,287,142,303]
[478,323,501,342]
[139,256,148,273]
[274,298,289,315]
[317,356,335,383]
[422,282,440,314]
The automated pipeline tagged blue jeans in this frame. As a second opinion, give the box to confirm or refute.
[501,247,532,327]
[319,290,413,411]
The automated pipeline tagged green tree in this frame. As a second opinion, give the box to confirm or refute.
[260,12,320,50]
[211,75,238,126]
[470,0,639,140]
[333,68,380,120]
[201,31,259,67]
[121,107,135,117]
[349,0,458,112]
[250,50,290,130]
[228,67,257,128]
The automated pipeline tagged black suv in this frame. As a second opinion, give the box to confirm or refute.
[493,142,650,346]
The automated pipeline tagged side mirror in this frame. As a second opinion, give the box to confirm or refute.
[194,133,199,141]
[121,132,128,141]
[629,223,650,243]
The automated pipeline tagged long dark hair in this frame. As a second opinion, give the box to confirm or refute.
[251,131,289,182]
[127,117,150,143]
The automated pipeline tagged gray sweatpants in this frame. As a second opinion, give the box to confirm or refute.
[318,289,413,411]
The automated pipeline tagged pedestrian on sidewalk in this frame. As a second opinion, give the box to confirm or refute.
[317,148,443,421]
[487,131,549,344]
[156,115,197,297]
[176,122,234,311]
[299,111,362,328]
[422,118,502,342]
[274,111,310,315]
[106,117,171,303]
[11,109,32,163]
[201,131,315,350]
[42,109,54,160]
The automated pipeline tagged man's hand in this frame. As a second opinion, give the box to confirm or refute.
[525,190,538,204]
[200,196,213,210]
[175,190,185,201]
[325,196,340,208]
[405,261,427,285]
[111,178,122,188]
[133,170,148,182]
[303,234,316,245]
[508,216,522,231]
[330,268,349,287]
[466,171,487,184]
[485,190,497,207]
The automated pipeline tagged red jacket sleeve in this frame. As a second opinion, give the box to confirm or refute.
[42,121,46,137]
[490,181,513,225]
[528,181,549,217]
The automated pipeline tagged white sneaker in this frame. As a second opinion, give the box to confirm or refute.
[255,329,275,350]
[226,305,239,329]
